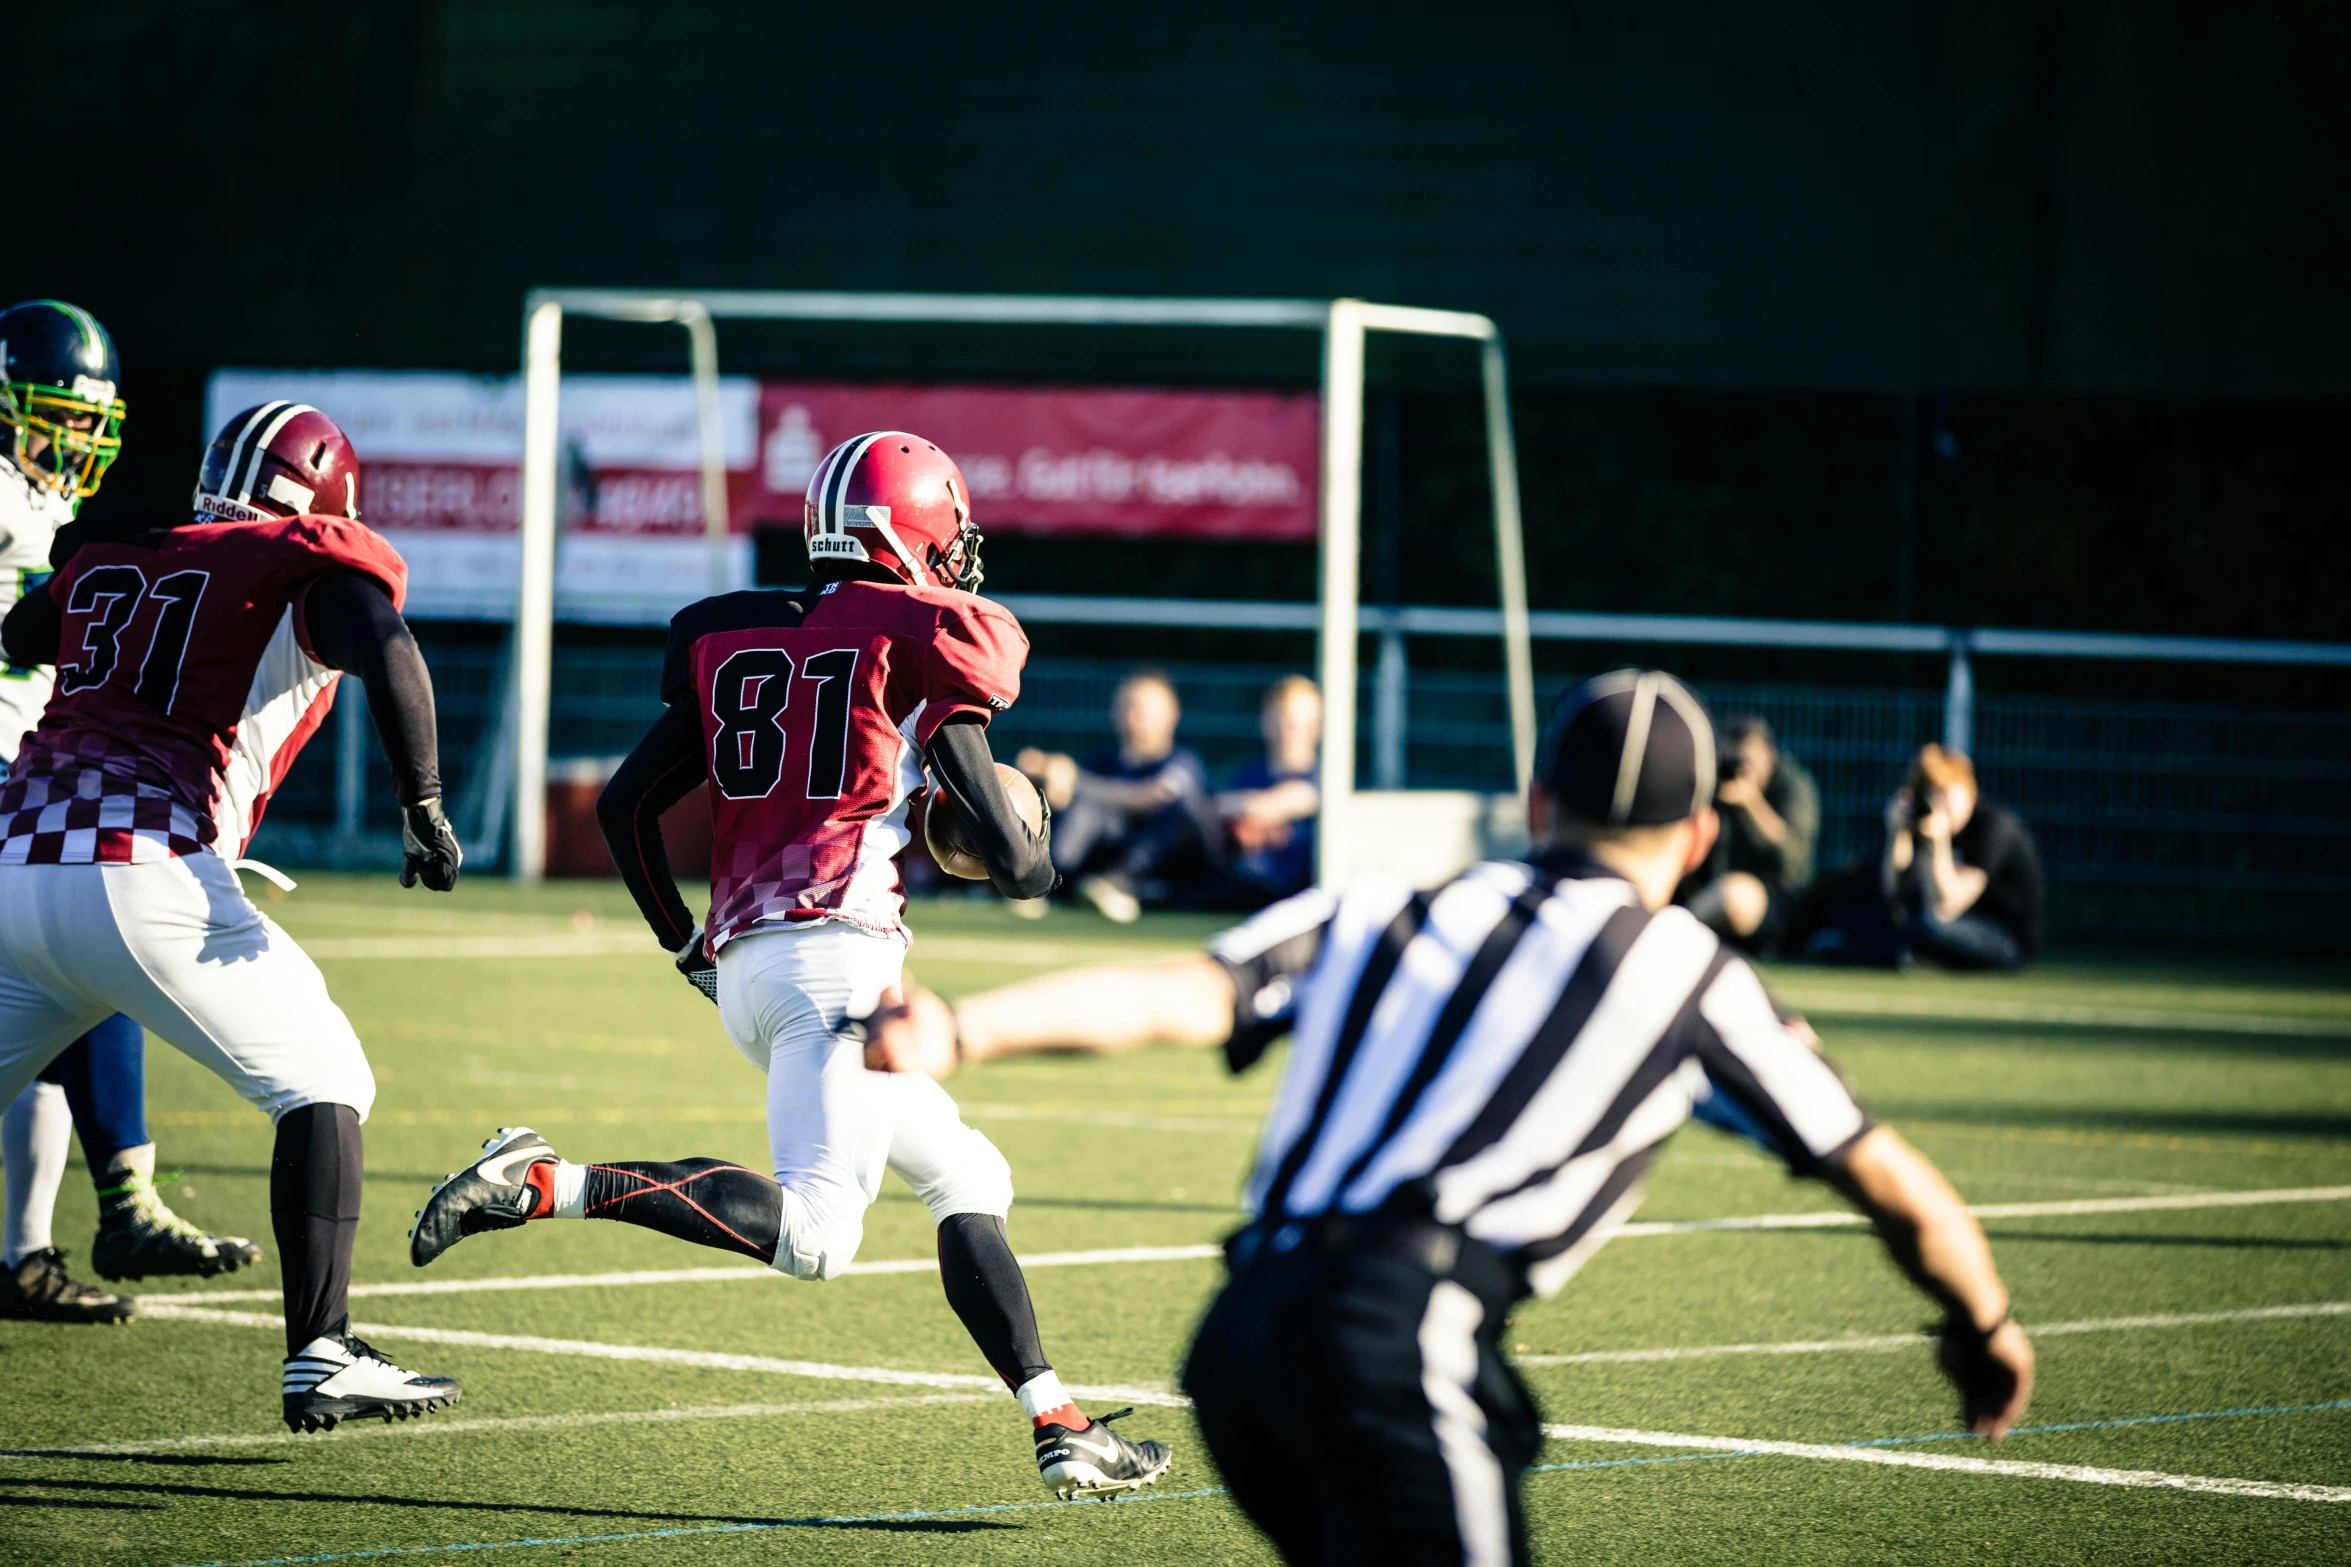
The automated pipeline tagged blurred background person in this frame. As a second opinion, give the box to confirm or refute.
[1202,675,1321,910]
[1681,715,1818,953]
[1806,744,2042,970]
[1018,668,1206,923]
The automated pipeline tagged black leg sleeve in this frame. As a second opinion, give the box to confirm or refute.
[270,1103,364,1356]
[581,1159,782,1264]
[937,1212,1053,1389]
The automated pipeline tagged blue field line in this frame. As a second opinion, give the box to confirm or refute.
[146,1396,2351,1567]
[1847,1397,2351,1449]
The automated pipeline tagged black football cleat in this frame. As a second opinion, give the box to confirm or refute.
[0,1247,135,1324]
[1035,1407,1173,1500]
[91,1147,262,1281]
[283,1334,460,1432]
[409,1126,556,1267]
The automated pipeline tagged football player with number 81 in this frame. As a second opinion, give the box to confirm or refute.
[410,432,1175,1501]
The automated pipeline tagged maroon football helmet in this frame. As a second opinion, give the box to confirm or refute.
[193,401,361,523]
[803,431,982,592]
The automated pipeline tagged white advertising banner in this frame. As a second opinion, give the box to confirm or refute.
[204,370,761,622]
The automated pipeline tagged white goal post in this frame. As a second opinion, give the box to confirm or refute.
[510,289,1536,887]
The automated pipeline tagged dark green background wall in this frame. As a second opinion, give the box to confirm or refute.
[20,1,2350,656]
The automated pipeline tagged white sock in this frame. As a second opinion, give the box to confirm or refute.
[1015,1370,1076,1422]
[3,1082,73,1268]
[550,1160,588,1219]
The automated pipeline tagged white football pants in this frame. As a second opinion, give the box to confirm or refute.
[0,855,374,1123]
[716,921,1013,1281]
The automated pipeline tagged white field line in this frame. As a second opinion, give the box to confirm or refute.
[134,1304,1189,1409]
[296,928,2351,1037]
[1541,1423,2351,1503]
[1521,1300,2351,1366]
[136,1184,2351,1308]
[958,1103,1262,1134]
[296,932,1189,966]
[0,1394,999,1457]
[137,1244,1227,1305]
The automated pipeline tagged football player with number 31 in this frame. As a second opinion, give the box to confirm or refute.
[411,432,1175,1501]
[0,399,466,1430]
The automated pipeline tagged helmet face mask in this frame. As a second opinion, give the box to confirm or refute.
[0,299,126,502]
[804,432,985,593]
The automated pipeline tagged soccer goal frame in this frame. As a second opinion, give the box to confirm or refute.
[510,288,1536,887]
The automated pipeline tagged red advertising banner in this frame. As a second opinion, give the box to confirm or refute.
[750,383,1319,541]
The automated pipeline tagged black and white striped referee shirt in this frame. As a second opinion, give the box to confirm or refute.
[1208,849,1872,1296]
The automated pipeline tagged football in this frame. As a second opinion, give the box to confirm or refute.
[924,762,1043,879]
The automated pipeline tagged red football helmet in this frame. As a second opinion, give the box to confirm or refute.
[803,431,983,592]
[193,401,362,523]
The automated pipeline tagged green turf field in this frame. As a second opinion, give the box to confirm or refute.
[3,875,2348,1565]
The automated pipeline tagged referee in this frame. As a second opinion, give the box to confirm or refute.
[866,670,2034,1565]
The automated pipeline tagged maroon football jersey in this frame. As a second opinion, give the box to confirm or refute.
[661,578,1026,949]
[0,515,406,864]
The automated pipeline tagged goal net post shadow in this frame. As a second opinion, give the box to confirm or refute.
[508,289,1536,886]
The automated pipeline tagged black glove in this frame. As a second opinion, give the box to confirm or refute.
[399,797,463,892]
[674,926,718,1004]
[1936,1311,2020,1431]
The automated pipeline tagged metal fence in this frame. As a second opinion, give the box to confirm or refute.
[253,636,2351,951]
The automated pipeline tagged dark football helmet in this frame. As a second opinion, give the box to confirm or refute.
[0,299,126,502]
[804,431,983,593]
[194,402,362,523]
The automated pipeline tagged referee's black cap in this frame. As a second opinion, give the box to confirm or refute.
[1538,669,1717,827]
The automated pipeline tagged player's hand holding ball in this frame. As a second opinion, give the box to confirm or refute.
[924,763,1044,879]
[400,797,463,892]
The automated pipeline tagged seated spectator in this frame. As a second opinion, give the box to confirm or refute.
[1018,668,1206,924]
[1804,744,2042,970]
[1207,675,1322,907]
[1681,716,1818,953]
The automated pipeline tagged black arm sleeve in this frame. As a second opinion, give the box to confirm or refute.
[1,581,60,667]
[596,702,706,951]
[301,571,441,805]
[924,717,1055,900]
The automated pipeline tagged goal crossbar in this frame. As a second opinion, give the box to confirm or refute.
[512,288,1535,887]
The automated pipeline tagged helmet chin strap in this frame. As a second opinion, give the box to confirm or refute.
[866,515,931,586]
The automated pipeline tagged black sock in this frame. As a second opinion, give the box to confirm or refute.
[580,1159,782,1264]
[269,1103,363,1356]
[937,1212,1051,1389]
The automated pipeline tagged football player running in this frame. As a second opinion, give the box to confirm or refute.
[0,300,260,1327]
[0,400,466,1430]
[411,432,1174,1500]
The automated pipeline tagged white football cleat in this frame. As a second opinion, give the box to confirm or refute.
[283,1333,461,1432]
